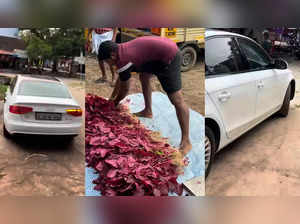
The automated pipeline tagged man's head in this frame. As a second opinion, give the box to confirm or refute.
[263,31,270,40]
[98,41,118,63]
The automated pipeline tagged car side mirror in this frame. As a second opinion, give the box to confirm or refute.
[273,58,288,70]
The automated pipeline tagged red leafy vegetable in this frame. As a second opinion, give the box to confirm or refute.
[85,94,184,196]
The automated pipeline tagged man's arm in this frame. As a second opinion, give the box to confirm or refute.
[113,79,130,106]
[110,77,121,100]
[112,28,118,42]
[87,28,94,41]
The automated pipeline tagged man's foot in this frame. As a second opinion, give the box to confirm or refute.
[95,78,107,83]
[179,140,192,156]
[133,109,153,118]
[110,80,116,87]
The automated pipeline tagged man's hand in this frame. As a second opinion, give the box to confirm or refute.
[113,79,130,108]
[112,28,118,42]
[113,99,120,107]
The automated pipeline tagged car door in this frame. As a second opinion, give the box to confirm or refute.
[236,37,281,120]
[205,36,257,139]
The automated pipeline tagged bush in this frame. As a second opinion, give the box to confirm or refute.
[0,84,8,101]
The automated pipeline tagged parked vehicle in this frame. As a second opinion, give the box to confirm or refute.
[205,30,296,177]
[3,75,82,138]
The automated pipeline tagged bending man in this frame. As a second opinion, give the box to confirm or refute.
[98,36,192,155]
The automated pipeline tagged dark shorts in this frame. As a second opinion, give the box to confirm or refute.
[156,51,182,94]
[139,51,182,94]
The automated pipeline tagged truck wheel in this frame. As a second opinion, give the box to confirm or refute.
[205,126,216,178]
[278,85,291,117]
[181,46,197,72]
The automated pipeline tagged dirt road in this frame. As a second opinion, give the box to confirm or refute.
[206,59,300,196]
[86,56,205,115]
[0,75,85,196]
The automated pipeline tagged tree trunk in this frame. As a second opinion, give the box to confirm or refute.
[69,58,74,75]
[52,58,58,73]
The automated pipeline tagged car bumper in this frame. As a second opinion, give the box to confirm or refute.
[5,119,82,135]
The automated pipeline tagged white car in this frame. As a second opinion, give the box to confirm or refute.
[205,30,296,177]
[3,75,82,138]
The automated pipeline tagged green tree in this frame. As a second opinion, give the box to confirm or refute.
[22,28,85,73]
[26,35,52,71]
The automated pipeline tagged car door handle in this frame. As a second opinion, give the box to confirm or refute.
[258,81,264,89]
[218,91,231,102]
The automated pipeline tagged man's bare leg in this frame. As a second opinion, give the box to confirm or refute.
[168,90,192,155]
[134,73,153,118]
[95,60,107,83]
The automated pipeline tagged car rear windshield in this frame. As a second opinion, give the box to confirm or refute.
[18,80,72,98]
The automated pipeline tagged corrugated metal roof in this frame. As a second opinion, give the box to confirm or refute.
[0,35,26,51]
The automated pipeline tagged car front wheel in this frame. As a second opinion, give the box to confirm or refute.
[205,126,216,178]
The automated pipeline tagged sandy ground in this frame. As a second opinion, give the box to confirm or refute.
[206,57,300,196]
[85,56,205,115]
[0,74,85,196]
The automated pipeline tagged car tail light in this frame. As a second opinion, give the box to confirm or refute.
[9,105,33,114]
[66,108,82,117]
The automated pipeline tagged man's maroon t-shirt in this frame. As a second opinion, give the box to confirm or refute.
[116,36,178,81]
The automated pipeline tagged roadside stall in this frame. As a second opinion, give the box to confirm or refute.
[12,49,28,71]
[0,49,14,69]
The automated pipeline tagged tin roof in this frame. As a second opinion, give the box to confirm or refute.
[0,36,26,52]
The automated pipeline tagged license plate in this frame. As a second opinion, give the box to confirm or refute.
[35,112,62,121]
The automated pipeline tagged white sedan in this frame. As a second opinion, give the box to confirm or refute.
[205,30,296,177]
[3,75,82,138]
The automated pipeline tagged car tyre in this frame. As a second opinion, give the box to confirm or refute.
[205,126,216,178]
[278,85,291,117]
[181,46,197,72]
[3,123,11,138]
[64,135,78,142]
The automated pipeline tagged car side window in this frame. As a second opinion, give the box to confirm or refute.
[205,37,244,76]
[10,77,17,95]
[237,38,271,70]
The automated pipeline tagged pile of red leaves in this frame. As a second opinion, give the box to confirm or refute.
[85,94,183,196]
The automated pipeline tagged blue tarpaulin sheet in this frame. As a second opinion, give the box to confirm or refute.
[85,92,204,196]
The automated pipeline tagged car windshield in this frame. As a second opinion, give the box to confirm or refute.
[18,80,72,98]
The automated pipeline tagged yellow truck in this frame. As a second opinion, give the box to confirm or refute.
[120,28,205,71]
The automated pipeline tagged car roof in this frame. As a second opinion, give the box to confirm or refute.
[205,29,251,40]
[17,75,61,83]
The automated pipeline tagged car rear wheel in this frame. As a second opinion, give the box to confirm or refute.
[205,126,216,178]
[278,85,291,117]
[3,123,11,138]
[64,135,78,142]
[181,46,197,72]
